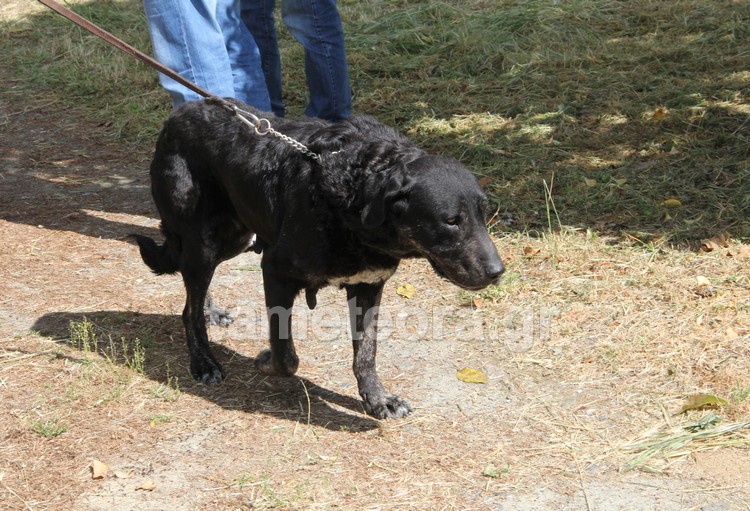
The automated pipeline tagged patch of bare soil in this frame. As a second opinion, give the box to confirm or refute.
[2,91,750,510]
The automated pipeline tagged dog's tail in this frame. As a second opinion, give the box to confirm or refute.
[131,233,180,275]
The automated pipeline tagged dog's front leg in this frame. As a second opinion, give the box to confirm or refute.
[346,283,412,419]
[254,269,300,377]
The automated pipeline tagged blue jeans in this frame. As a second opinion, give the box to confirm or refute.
[242,0,352,120]
[143,0,272,110]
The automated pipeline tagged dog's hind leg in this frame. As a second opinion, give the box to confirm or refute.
[346,283,412,419]
[255,268,302,377]
[180,237,226,385]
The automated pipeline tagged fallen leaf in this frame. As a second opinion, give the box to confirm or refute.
[523,246,541,257]
[91,460,109,480]
[472,295,484,309]
[727,244,750,259]
[478,176,492,188]
[482,464,510,478]
[457,367,488,384]
[651,107,669,120]
[678,394,728,414]
[661,198,682,208]
[699,232,730,252]
[583,178,597,187]
[136,480,156,491]
[396,283,415,299]
[695,276,711,286]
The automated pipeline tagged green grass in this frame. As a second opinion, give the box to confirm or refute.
[31,419,69,438]
[68,318,146,374]
[2,0,748,242]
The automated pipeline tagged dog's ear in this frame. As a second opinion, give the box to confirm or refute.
[361,166,412,228]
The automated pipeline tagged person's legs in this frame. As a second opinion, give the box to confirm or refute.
[282,0,352,120]
[241,0,285,116]
[221,0,272,110]
[144,0,270,109]
[144,0,235,106]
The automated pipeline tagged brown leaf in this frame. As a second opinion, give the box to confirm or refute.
[472,295,484,309]
[727,244,750,259]
[699,232,730,252]
[91,460,109,480]
[523,246,541,257]
[478,177,492,188]
[651,107,668,120]
[136,480,156,491]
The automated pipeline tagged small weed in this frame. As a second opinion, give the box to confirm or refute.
[149,414,174,425]
[31,419,68,438]
[730,386,750,404]
[150,366,181,402]
[543,176,563,232]
[69,318,97,358]
[231,473,255,489]
[459,271,520,306]
[69,318,146,374]
[150,379,181,402]
[122,337,146,375]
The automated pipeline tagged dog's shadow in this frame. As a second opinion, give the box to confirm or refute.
[32,310,379,433]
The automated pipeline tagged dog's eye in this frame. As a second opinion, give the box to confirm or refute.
[446,217,459,226]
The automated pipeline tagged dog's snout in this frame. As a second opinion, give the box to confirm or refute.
[487,261,505,281]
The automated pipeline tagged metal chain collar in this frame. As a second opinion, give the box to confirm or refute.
[232,105,323,163]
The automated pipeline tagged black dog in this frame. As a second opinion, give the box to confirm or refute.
[134,99,503,419]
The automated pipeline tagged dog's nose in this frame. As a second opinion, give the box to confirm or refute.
[487,261,505,281]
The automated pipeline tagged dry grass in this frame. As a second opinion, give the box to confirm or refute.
[2,0,750,509]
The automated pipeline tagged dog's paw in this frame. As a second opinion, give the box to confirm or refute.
[254,349,299,377]
[190,358,225,385]
[205,307,234,327]
[363,394,412,419]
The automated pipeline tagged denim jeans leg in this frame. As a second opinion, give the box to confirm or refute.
[282,0,352,120]
[144,0,236,106]
[241,0,285,116]
[221,0,272,110]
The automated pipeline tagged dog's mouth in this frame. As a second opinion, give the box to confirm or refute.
[427,256,493,291]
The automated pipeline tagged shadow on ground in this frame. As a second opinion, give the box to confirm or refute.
[31,310,379,433]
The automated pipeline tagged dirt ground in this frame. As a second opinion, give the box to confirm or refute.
[2,88,750,509]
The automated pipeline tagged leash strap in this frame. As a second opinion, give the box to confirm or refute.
[37,0,215,101]
[36,0,324,162]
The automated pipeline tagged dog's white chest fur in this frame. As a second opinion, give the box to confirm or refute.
[328,267,397,287]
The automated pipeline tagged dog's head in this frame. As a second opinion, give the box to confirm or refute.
[361,155,504,291]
